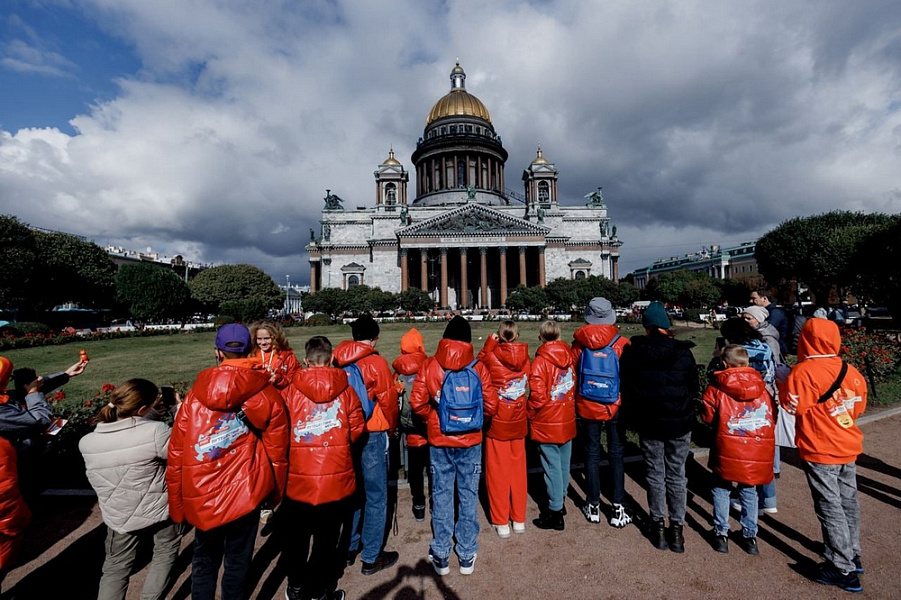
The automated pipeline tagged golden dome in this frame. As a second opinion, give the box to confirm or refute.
[425,62,492,126]
[383,146,401,165]
[531,146,549,164]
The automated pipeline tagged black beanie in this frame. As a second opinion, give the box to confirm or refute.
[351,315,380,341]
[443,315,472,343]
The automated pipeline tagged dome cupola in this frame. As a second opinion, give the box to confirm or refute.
[425,61,492,126]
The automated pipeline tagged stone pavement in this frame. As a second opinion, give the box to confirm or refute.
[3,412,900,599]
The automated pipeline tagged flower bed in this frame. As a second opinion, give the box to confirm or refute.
[839,327,901,384]
[0,325,216,351]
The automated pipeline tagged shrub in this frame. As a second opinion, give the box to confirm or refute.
[839,328,901,384]
[305,313,332,327]
[14,322,52,335]
[215,315,236,326]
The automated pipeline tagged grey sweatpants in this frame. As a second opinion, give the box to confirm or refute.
[98,520,186,600]
[804,460,861,573]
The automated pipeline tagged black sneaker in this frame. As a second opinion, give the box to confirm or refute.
[853,555,864,574]
[667,523,684,554]
[331,591,346,600]
[533,509,564,531]
[815,563,863,593]
[412,505,426,522]
[712,532,728,553]
[345,549,359,567]
[285,585,303,600]
[361,550,399,575]
[742,537,759,556]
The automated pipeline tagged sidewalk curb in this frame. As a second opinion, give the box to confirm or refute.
[41,405,901,498]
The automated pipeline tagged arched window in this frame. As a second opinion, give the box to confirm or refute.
[538,181,550,203]
[575,271,586,279]
[347,275,360,288]
[457,159,466,187]
[385,183,397,206]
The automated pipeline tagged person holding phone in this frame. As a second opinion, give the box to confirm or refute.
[79,379,186,600]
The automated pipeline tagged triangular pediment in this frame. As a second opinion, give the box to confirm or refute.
[397,204,549,237]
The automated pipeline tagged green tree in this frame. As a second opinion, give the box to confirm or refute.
[115,263,191,321]
[755,211,896,304]
[32,230,117,310]
[505,285,548,313]
[301,288,350,319]
[0,215,37,310]
[397,288,433,313]
[545,278,579,312]
[717,278,751,309]
[645,269,720,307]
[189,264,284,316]
[852,219,901,317]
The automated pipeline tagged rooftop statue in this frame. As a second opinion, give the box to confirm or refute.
[323,189,344,210]
[585,187,605,208]
[466,185,477,200]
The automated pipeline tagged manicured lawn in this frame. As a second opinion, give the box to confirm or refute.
[3,320,721,401]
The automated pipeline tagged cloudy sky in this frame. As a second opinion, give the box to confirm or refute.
[1,0,899,286]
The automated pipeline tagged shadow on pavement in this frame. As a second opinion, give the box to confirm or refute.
[360,559,462,600]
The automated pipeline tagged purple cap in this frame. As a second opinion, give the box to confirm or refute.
[215,323,252,354]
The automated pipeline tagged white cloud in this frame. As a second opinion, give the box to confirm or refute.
[1,0,899,280]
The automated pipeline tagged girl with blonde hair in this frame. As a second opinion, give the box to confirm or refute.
[250,320,300,390]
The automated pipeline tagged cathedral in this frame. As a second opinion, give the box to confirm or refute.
[306,62,622,310]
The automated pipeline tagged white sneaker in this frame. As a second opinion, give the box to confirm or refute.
[763,507,778,514]
[730,501,742,512]
[459,553,477,575]
[494,524,511,538]
[512,521,526,534]
[581,503,601,523]
[609,503,632,528]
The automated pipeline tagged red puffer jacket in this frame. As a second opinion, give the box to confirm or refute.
[571,324,629,421]
[701,366,775,485]
[166,358,289,531]
[528,341,577,444]
[0,437,30,570]
[251,348,301,390]
[332,341,399,434]
[477,336,530,440]
[393,351,428,448]
[411,339,498,448]
[282,366,364,505]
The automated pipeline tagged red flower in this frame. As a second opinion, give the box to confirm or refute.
[101,383,116,393]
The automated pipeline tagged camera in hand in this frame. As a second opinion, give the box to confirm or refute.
[160,385,177,408]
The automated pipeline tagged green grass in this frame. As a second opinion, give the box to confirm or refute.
[2,320,721,400]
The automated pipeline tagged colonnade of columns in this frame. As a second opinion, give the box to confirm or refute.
[403,245,545,309]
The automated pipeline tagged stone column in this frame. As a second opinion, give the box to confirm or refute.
[519,247,527,287]
[420,250,428,292]
[310,262,318,294]
[440,247,448,308]
[400,248,409,292]
[499,246,508,306]
[459,248,469,309]
[538,247,546,287]
[612,256,619,283]
[480,247,488,308]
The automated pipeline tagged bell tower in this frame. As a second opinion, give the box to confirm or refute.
[522,146,559,218]
[373,146,409,211]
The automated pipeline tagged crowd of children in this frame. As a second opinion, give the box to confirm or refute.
[0,302,871,597]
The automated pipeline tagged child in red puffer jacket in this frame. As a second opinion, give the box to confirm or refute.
[478,321,530,538]
[701,344,774,556]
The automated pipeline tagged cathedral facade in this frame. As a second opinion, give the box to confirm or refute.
[306,63,622,310]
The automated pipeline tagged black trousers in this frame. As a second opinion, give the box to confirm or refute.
[282,498,350,597]
[407,444,431,508]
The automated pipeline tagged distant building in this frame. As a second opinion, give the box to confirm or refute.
[105,245,209,280]
[280,284,307,316]
[631,242,761,290]
[306,62,623,310]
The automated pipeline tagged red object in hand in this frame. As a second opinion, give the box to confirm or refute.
[79,349,89,362]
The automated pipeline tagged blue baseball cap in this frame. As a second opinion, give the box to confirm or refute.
[215,323,252,354]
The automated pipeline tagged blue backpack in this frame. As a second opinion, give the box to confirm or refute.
[437,360,484,434]
[578,336,621,404]
[744,340,775,388]
[343,362,375,420]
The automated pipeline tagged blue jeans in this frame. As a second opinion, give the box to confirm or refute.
[191,511,259,600]
[583,414,626,505]
[640,432,691,524]
[712,478,758,538]
[538,441,572,512]
[350,430,389,563]
[805,461,861,573]
[429,445,481,561]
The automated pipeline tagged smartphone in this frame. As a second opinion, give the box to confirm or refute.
[715,337,726,351]
[160,386,177,408]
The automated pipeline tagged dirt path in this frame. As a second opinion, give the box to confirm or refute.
[4,414,900,599]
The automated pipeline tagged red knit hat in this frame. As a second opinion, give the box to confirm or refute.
[400,328,425,355]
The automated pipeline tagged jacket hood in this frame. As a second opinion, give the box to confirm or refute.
[711,366,767,401]
[629,333,696,365]
[192,359,271,411]
[573,324,620,350]
[393,351,426,376]
[797,318,841,361]
[400,328,426,355]
[332,340,378,367]
[435,338,475,371]
[493,341,530,372]
[536,340,573,369]
[291,366,349,403]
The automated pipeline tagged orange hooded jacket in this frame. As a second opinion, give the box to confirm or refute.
[778,319,867,464]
